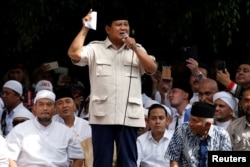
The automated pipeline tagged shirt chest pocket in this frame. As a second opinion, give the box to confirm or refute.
[96,59,112,76]
[123,55,140,78]
[233,134,242,144]
[232,133,250,149]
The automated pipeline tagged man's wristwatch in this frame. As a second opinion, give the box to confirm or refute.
[196,71,203,80]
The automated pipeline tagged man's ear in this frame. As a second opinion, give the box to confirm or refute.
[205,121,212,128]
[183,92,189,100]
[105,25,110,35]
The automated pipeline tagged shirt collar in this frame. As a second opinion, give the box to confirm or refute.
[8,102,23,113]
[187,124,215,140]
[243,116,250,129]
[173,103,192,117]
[147,129,172,141]
[185,103,192,110]
[104,37,127,49]
[207,125,215,138]
[104,37,112,48]
[56,114,77,127]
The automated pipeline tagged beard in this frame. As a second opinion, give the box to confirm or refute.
[38,117,51,124]
[244,108,250,116]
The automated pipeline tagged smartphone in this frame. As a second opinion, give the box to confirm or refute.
[43,61,59,71]
[217,61,226,72]
[181,46,198,61]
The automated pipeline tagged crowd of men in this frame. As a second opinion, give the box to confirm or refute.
[1,6,250,167]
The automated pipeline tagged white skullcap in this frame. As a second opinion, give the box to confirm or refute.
[34,90,55,104]
[144,99,172,117]
[35,80,53,92]
[162,105,172,117]
[144,99,160,109]
[3,80,23,96]
[14,109,34,120]
[213,91,238,111]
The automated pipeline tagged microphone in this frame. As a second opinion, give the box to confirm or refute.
[122,33,129,39]
[122,33,133,49]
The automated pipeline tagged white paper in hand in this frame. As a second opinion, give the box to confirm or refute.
[85,11,97,30]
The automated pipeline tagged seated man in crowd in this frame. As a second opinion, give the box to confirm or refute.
[198,78,219,105]
[6,90,84,166]
[212,91,238,129]
[137,103,173,167]
[53,86,92,142]
[167,80,193,130]
[165,102,232,167]
[1,80,34,136]
[227,87,250,150]
[216,57,250,117]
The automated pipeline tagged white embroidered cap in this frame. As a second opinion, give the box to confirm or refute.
[144,99,172,116]
[35,80,53,92]
[144,99,160,109]
[3,80,23,96]
[33,90,55,104]
[14,108,34,120]
[213,91,238,111]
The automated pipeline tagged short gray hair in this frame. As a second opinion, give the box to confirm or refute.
[205,118,214,124]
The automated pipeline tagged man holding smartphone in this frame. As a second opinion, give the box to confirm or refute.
[216,57,250,117]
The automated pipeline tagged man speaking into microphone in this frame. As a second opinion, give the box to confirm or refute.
[67,5,157,167]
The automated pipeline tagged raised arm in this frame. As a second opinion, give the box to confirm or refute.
[68,9,92,63]
[122,37,157,74]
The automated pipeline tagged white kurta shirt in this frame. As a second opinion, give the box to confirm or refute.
[0,135,9,166]
[3,103,34,136]
[137,129,174,167]
[53,114,92,142]
[6,118,84,167]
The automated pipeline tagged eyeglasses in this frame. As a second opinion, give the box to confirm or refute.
[12,119,27,126]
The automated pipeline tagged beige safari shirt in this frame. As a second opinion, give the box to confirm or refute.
[73,37,147,127]
[226,116,250,150]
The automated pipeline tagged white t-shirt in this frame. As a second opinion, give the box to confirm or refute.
[137,129,174,167]
[6,118,84,167]
[215,120,231,129]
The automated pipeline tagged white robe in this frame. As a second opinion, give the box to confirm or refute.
[6,118,84,167]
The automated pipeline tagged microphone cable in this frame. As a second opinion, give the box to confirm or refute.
[116,47,135,162]
[123,49,135,126]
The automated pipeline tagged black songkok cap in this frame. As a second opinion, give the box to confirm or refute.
[191,102,215,118]
[103,6,129,25]
[55,86,74,101]
[172,80,193,100]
